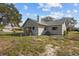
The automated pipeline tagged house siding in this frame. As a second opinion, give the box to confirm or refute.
[23,19,45,35]
[42,25,62,35]
[23,20,38,35]
[38,26,45,35]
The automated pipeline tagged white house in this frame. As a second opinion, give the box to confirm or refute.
[22,16,75,35]
[3,23,20,32]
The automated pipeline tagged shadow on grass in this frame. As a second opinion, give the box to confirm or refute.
[0,32,25,37]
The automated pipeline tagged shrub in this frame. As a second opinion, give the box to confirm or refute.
[44,31,51,35]
[64,31,68,36]
[73,29,79,32]
[0,24,4,31]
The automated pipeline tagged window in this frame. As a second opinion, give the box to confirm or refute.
[52,27,57,30]
[44,27,46,30]
[44,26,48,30]
[32,27,35,30]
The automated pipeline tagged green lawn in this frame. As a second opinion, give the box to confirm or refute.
[0,31,79,56]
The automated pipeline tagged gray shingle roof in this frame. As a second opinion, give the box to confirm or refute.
[22,16,75,27]
[22,18,46,27]
[22,17,65,27]
[38,16,66,26]
[40,19,65,26]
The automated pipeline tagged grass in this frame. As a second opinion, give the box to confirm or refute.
[0,31,79,55]
[0,36,47,56]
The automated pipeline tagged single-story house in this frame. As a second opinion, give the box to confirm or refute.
[22,16,75,35]
[3,23,20,32]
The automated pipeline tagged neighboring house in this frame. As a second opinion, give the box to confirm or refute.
[22,16,75,35]
[3,23,20,32]
[3,23,13,32]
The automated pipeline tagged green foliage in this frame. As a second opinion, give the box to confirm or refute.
[0,24,4,31]
[64,31,68,36]
[44,31,51,35]
[0,3,22,26]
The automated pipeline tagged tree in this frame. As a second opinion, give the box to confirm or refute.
[0,3,22,27]
[62,17,77,31]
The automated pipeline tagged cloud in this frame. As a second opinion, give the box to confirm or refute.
[66,9,78,14]
[49,11,73,19]
[74,3,78,6]
[38,3,51,11]
[73,9,78,13]
[65,14,73,17]
[42,8,50,11]
[25,13,37,19]
[19,19,24,26]
[24,5,28,10]
[26,13,30,16]
[66,10,71,13]
[19,10,23,14]
[38,3,62,11]
[50,12,64,18]
[47,3,62,8]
